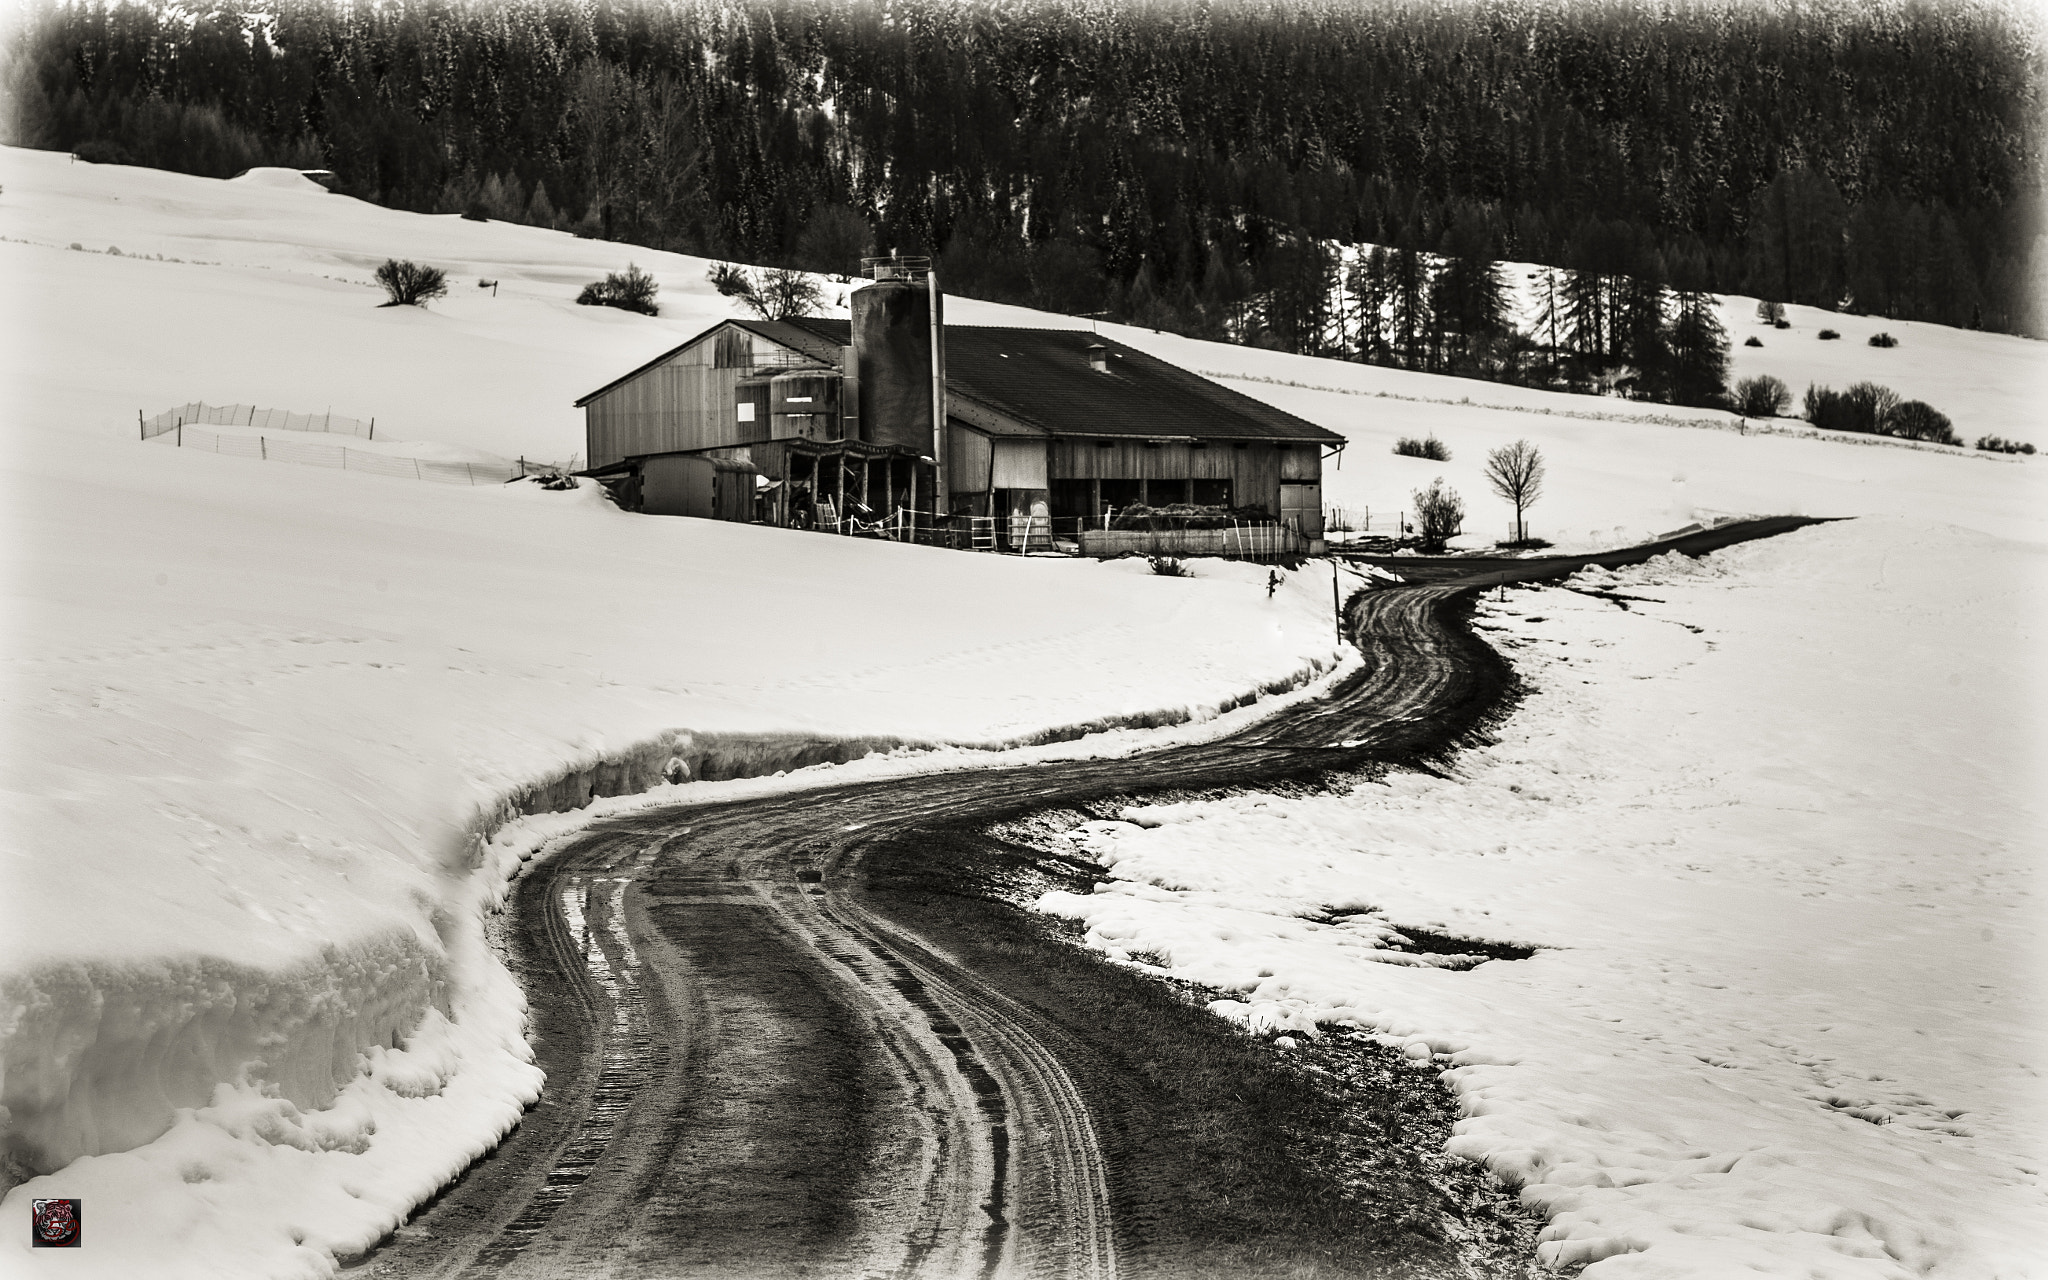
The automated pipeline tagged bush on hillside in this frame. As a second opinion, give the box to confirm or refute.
[1756,300,1786,325]
[1744,335,1763,347]
[1392,434,1451,461]
[1733,374,1790,417]
[1818,328,1841,339]
[707,262,753,298]
[460,199,489,222]
[1148,555,1191,577]
[1975,435,2036,455]
[1773,318,1791,329]
[578,264,661,316]
[1868,332,1898,347]
[375,258,448,307]
[1887,400,1959,444]
[1411,478,1464,554]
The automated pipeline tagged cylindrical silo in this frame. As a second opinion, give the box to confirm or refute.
[851,276,934,451]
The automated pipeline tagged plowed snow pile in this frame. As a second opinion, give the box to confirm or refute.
[1043,518,2047,1276]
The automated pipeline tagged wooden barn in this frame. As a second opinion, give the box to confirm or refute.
[575,258,1345,551]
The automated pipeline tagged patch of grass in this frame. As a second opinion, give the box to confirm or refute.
[1148,555,1190,577]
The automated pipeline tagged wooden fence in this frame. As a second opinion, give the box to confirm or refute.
[142,402,374,441]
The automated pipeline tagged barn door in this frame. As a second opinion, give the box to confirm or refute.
[1279,483,1321,537]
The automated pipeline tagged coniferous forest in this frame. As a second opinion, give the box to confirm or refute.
[8,0,2042,404]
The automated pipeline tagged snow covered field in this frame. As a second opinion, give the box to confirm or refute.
[0,149,1348,1277]
[1043,521,2047,1275]
[2,145,2043,1278]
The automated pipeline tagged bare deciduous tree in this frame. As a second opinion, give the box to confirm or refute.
[1485,439,1546,543]
[742,267,827,321]
[1411,477,1464,553]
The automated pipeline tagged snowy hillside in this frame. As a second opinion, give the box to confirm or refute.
[2,145,2043,1279]
[0,149,1352,1277]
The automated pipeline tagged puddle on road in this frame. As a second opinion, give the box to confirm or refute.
[465,874,659,1276]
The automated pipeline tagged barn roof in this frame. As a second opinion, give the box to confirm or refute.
[577,316,1343,446]
[773,318,1343,445]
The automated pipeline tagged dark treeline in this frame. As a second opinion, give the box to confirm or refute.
[10,0,2042,357]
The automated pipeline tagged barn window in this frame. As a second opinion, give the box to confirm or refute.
[737,402,756,422]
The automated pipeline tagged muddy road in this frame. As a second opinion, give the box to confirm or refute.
[359,518,1824,1280]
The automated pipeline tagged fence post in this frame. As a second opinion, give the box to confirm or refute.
[177,419,182,448]
[369,419,375,441]
[138,411,144,441]
[413,459,422,480]
[261,436,266,460]
[465,463,475,485]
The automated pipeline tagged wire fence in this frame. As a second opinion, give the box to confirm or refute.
[157,422,522,486]
[142,402,374,441]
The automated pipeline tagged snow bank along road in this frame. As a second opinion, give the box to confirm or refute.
[358,519,1823,1280]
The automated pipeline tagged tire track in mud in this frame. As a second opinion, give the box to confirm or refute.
[358,518,1825,1280]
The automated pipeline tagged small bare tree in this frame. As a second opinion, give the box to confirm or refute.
[1484,439,1546,543]
[375,259,448,307]
[743,267,826,320]
[1411,477,1464,553]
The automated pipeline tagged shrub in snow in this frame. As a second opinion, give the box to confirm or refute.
[1975,435,2036,455]
[460,199,489,222]
[1805,381,1894,434]
[1743,335,1763,347]
[1869,332,1898,347]
[1733,374,1790,417]
[1818,328,1841,339]
[1392,434,1451,461]
[577,264,661,316]
[1888,400,1959,445]
[1773,318,1791,329]
[375,259,448,307]
[707,261,752,298]
[1147,555,1191,577]
[1756,299,1786,324]
[1411,478,1464,554]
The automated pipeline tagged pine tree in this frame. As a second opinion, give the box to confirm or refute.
[526,180,558,229]
[1388,246,1432,370]
[1665,290,1730,407]
[1347,246,1394,364]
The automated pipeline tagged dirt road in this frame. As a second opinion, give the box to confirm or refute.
[359,518,1824,1280]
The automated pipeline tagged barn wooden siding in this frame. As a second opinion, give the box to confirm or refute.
[586,329,822,469]
[1045,439,1318,510]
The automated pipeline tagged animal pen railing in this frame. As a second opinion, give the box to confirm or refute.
[141,404,524,486]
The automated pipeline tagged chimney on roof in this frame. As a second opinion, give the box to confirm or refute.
[1086,342,1108,373]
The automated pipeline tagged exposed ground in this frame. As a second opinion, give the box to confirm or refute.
[352,520,1820,1279]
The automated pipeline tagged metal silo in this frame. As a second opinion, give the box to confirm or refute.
[851,255,940,454]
